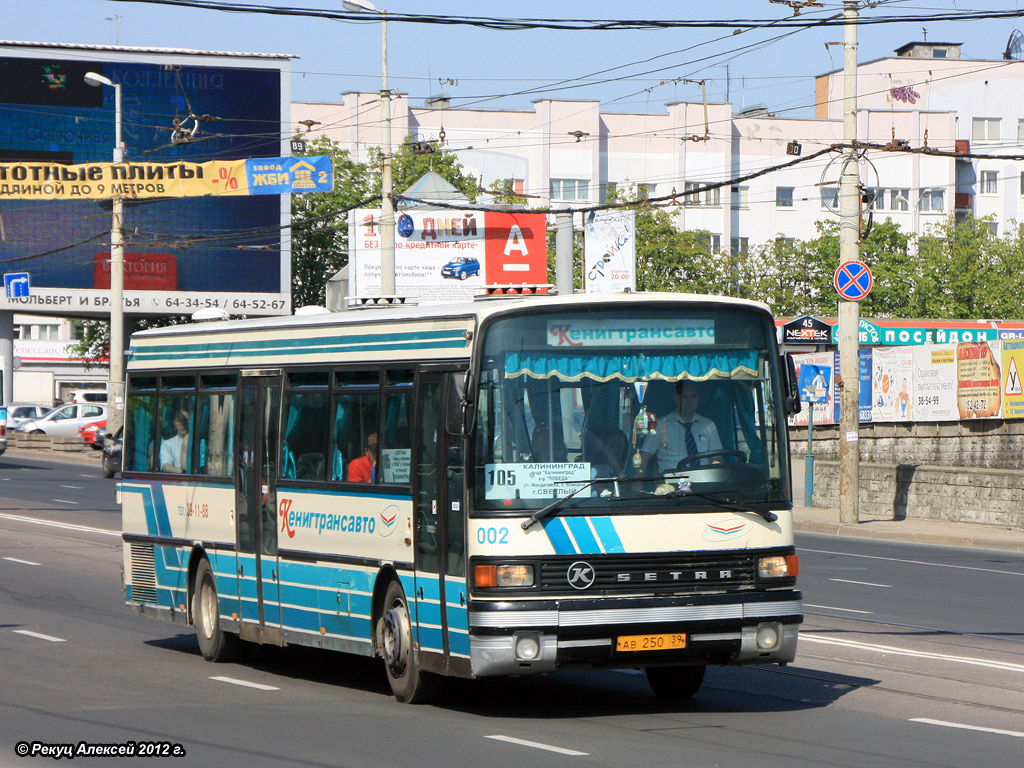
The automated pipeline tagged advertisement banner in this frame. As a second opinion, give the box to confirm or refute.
[350,209,547,303]
[1001,338,1024,419]
[911,344,959,421]
[583,209,635,293]
[956,341,1002,419]
[0,157,332,200]
[871,347,914,422]
[858,348,873,422]
[791,352,837,426]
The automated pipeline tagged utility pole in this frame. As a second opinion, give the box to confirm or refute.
[555,212,573,294]
[837,0,861,524]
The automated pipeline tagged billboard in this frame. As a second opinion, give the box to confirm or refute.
[583,208,635,293]
[0,46,292,316]
[349,208,548,303]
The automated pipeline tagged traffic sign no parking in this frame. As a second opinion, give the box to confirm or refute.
[834,260,873,301]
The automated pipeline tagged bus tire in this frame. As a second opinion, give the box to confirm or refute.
[645,664,706,700]
[377,579,441,704]
[193,558,240,663]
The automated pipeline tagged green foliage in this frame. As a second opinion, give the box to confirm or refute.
[368,136,483,201]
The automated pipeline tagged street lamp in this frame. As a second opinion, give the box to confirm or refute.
[344,0,395,297]
[84,71,126,438]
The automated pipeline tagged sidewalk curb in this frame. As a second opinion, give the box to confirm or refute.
[794,517,1024,552]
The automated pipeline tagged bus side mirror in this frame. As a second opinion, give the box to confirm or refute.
[446,371,474,436]
[781,353,801,416]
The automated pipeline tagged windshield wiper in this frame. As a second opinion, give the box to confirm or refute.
[521,476,635,530]
[659,488,778,523]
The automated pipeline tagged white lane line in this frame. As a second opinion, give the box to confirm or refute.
[911,718,1024,739]
[3,557,40,566]
[804,603,874,614]
[209,676,279,691]
[802,635,1024,672]
[0,513,118,537]
[60,485,84,490]
[51,499,79,506]
[13,630,66,643]
[800,547,1024,577]
[485,735,588,756]
[829,578,891,588]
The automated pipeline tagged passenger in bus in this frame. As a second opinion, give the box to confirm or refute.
[348,433,377,482]
[639,380,721,474]
[159,407,191,473]
[531,424,567,463]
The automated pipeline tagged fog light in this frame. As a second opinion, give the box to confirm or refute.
[755,622,782,651]
[514,632,542,661]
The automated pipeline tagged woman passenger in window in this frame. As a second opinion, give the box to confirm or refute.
[160,407,191,473]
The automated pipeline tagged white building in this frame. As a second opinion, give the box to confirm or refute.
[295,40,1019,253]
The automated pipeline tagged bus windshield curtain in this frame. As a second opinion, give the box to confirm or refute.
[504,350,760,383]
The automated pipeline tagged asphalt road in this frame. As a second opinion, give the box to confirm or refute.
[1,458,1022,767]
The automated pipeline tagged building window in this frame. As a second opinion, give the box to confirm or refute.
[698,233,721,253]
[987,221,999,237]
[820,185,838,209]
[637,183,657,199]
[972,117,1000,143]
[981,171,998,195]
[683,181,720,206]
[775,187,794,208]
[775,236,796,248]
[869,187,910,211]
[550,178,588,200]
[506,178,524,195]
[730,186,748,209]
[920,188,944,212]
[1018,119,1024,143]
[730,237,749,257]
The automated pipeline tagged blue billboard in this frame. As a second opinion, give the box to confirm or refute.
[0,46,291,316]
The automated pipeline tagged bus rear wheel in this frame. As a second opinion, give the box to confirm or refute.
[645,664,706,699]
[377,580,441,704]
[193,558,240,663]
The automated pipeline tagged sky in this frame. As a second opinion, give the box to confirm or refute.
[5,1,1024,118]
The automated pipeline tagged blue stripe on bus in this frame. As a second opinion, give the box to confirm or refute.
[565,517,600,554]
[541,517,576,554]
[591,517,625,553]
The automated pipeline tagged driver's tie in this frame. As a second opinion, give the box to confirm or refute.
[683,421,697,457]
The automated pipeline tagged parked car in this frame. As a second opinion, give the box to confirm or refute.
[16,403,108,437]
[102,427,123,479]
[6,403,54,430]
[440,256,481,280]
[66,389,108,404]
[79,419,107,450]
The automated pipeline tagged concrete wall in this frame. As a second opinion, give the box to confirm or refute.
[790,420,1024,525]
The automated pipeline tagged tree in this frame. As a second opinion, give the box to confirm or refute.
[291,135,370,307]
[370,136,483,202]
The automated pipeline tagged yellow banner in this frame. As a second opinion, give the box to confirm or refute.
[0,157,332,200]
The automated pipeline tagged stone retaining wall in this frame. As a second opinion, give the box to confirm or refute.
[789,420,1024,526]
[7,432,93,453]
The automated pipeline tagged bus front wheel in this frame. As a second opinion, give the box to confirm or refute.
[377,580,441,704]
[193,558,240,663]
[645,664,706,699]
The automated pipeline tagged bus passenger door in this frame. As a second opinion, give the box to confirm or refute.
[413,371,469,676]
[236,375,283,645]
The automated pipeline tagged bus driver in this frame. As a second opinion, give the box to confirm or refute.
[639,380,721,474]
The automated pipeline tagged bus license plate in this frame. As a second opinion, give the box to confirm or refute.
[616,633,687,652]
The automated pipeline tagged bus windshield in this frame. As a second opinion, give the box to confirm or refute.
[473,306,790,512]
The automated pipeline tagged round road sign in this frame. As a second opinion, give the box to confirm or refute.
[834,260,873,301]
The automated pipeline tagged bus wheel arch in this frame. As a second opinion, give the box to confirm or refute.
[191,555,241,663]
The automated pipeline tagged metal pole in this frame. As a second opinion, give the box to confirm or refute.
[555,212,573,294]
[379,10,396,298]
[838,0,860,524]
[108,82,126,438]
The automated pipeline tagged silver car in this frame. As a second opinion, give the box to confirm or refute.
[6,403,54,430]
[16,403,108,437]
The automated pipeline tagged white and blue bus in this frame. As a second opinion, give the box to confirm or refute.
[120,292,802,703]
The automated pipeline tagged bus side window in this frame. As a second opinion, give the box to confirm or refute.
[333,370,380,483]
[195,392,235,476]
[282,391,328,481]
[125,393,155,472]
[157,394,195,474]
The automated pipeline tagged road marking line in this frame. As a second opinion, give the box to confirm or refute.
[209,676,279,691]
[3,557,40,566]
[910,718,1024,738]
[800,547,1024,577]
[485,736,588,756]
[804,603,873,614]
[52,499,79,506]
[828,578,891,588]
[60,485,84,490]
[13,630,66,643]
[803,635,1024,672]
[0,513,118,537]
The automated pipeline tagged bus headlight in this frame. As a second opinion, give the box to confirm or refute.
[474,564,534,588]
[757,554,799,579]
